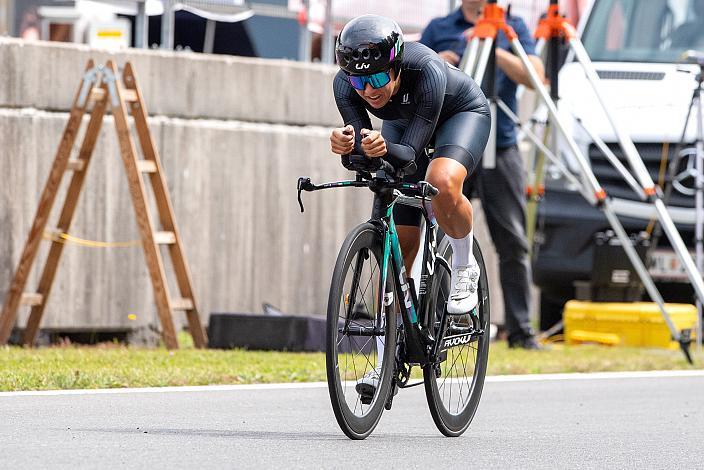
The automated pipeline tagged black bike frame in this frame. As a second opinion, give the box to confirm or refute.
[298,172,448,365]
[367,182,447,365]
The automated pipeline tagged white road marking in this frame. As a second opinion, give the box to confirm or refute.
[1,369,702,397]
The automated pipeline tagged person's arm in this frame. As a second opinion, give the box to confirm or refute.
[495,49,545,89]
[332,71,373,155]
[495,17,545,89]
[421,18,462,65]
[385,60,447,169]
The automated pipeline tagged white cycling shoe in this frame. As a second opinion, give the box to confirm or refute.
[355,367,381,398]
[355,366,397,404]
[447,260,480,315]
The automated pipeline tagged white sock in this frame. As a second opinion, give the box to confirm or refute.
[447,229,474,269]
[376,336,384,368]
[376,310,403,368]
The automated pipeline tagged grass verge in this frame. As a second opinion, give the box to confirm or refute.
[0,335,701,391]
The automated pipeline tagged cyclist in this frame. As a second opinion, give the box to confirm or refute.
[329,15,490,396]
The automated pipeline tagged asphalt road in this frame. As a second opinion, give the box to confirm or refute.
[1,371,702,469]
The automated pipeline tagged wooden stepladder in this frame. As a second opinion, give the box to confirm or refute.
[0,60,207,350]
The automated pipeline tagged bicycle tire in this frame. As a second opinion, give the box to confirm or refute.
[423,238,491,437]
[326,223,398,440]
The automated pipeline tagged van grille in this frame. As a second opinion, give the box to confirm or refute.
[595,71,665,81]
[589,143,694,208]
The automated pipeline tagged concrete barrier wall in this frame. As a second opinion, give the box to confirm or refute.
[0,38,507,335]
[0,108,371,330]
[0,38,342,126]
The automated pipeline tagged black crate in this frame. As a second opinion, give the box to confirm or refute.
[588,231,649,302]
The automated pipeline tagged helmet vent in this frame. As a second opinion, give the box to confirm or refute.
[335,15,404,75]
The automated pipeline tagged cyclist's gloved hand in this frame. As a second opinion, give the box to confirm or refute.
[360,129,387,158]
[330,125,355,155]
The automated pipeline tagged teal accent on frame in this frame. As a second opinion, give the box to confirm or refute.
[381,226,390,313]
[387,212,418,324]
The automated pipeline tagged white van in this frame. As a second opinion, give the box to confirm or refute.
[533,0,704,328]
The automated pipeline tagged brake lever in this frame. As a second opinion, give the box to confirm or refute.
[297,177,315,213]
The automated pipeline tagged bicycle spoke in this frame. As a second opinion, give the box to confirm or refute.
[455,349,467,413]
[351,336,375,371]
[326,224,402,438]
[423,242,489,436]
[355,261,378,319]
[457,345,470,411]
[436,313,480,414]
[353,390,362,414]
[439,340,463,389]
[348,335,360,383]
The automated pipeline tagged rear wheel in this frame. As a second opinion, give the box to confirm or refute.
[423,238,491,437]
[326,223,398,440]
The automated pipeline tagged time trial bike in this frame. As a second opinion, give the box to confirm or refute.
[297,154,490,439]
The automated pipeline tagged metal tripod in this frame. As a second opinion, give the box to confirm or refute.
[460,0,695,362]
[652,53,704,351]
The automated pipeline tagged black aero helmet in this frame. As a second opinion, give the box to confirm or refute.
[335,15,404,76]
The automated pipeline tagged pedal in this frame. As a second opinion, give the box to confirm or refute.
[356,380,376,403]
[349,302,374,321]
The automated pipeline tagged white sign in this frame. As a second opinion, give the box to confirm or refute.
[88,19,131,49]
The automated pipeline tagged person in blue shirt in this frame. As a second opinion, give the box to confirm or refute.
[421,0,546,350]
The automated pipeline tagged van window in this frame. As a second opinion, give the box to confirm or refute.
[582,0,704,62]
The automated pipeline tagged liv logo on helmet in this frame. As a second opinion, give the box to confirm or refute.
[335,14,405,92]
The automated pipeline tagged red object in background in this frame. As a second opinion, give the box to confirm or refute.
[297,7,308,26]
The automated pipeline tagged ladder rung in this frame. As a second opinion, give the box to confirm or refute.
[21,293,44,307]
[89,88,137,103]
[122,89,138,102]
[136,160,157,173]
[67,159,86,172]
[89,88,106,102]
[171,298,194,311]
[154,231,176,245]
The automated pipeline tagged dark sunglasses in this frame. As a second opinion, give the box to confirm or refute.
[347,70,392,90]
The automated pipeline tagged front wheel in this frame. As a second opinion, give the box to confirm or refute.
[423,238,491,437]
[326,223,398,440]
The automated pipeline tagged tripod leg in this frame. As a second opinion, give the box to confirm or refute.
[507,36,689,348]
[569,39,653,188]
[496,100,586,198]
[694,89,704,351]
[509,38,601,199]
[483,100,497,169]
[461,37,481,76]
[525,122,548,253]
[534,38,546,58]
[576,118,645,199]
[473,37,494,87]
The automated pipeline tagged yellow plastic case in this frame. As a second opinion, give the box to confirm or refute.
[563,301,698,349]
